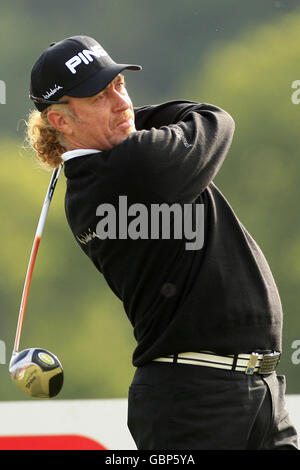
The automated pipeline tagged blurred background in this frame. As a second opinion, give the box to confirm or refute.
[1,0,300,401]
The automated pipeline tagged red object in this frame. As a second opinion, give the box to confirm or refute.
[0,434,107,450]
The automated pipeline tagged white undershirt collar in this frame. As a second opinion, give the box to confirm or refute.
[61,148,101,162]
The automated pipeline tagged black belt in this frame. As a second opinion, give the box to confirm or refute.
[153,351,281,375]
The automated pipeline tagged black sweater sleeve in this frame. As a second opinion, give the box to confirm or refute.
[127,101,235,204]
[134,100,198,129]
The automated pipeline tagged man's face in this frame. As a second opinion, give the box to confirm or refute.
[61,74,135,151]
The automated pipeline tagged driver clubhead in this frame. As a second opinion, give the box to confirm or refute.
[9,348,63,398]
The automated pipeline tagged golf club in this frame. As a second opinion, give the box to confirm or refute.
[9,164,64,398]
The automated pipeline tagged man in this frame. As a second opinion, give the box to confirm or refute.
[27,35,298,450]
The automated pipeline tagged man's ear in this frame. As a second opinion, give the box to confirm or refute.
[47,109,73,136]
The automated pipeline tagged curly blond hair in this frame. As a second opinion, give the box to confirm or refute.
[26,104,75,169]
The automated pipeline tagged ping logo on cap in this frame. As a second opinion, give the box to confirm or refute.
[65,45,108,74]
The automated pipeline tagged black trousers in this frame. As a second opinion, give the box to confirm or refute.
[127,362,298,450]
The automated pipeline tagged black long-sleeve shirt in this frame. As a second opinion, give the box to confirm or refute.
[64,100,283,366]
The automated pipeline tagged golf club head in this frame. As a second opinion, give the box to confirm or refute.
[9,348,63,398]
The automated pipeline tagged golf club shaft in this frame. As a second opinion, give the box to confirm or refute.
[12,165,63,355]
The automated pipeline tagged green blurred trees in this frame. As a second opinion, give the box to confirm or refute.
[183,10,300,390]
[1,0,299,136]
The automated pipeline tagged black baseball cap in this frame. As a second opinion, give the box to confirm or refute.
[30,35,142,112]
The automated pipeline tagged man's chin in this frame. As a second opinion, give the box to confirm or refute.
[108,128,134,149]
[119,123,136,139]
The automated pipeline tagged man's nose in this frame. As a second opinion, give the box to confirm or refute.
[111,89,131,112]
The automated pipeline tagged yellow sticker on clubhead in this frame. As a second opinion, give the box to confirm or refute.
[38,352,55,365]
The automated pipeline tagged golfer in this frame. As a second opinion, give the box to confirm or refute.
[26,35,298,450]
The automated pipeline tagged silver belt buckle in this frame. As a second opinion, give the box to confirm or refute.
[258,351,281,374]
[245,353,260,375]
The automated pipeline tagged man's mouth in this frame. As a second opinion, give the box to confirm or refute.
[116,117,134,130]
[115,111,134,129]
